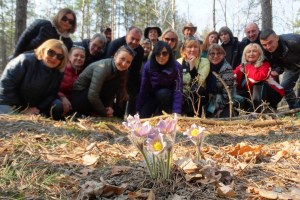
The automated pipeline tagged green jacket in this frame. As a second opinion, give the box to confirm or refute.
[177,57,210,93]
[73,58,118,115]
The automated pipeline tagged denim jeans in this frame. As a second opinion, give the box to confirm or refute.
[281,69,300,109]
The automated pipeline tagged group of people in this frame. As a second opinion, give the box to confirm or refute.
[0,7,299,120]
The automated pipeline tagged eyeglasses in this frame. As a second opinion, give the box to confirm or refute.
[47,49,65,61]
[209,52,223,57]
[164,38,176,42]
[156,51,169,57]
[61,16,74,26]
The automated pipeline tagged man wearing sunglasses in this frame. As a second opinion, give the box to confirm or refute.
[105,26,144,118]
[13,8,77,58]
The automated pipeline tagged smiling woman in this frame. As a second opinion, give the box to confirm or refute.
[13,8,77,58]
[0,39,68,120]
[71,45,135,117]
[136,41,183,118]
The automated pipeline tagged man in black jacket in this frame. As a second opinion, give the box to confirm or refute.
[241,22,261,51]
[105,26,144,118]
[260,29,300,109]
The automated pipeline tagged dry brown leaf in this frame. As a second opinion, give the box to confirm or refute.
[236,163,248,170]
[291,187,300,198]
[184,173,202,182]
[172,194,184,200]
[77,181,127,199]
[79,168,95,177]
[101,183,127,197]
[216,185,236,198]
[110,166,132,176]
[82,154,99,166]
[278,193,294,200]
[147,189,155,200]
[175,157,198,174]
[128,190,143,199]
[271,150,288,162]
[259,189,278,199]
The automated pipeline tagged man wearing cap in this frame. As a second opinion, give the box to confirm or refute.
[182,22,197,39]
[176,22,199,58]
[144,26,162,47]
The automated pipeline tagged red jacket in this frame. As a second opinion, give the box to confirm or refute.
[234,61,284,96]
[58,62,82,100]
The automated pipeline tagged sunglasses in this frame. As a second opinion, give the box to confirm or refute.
[47,49,65,61]
[209,52,223,57]
[164,38,176,42]
[61,16,74,26]
[156,51,169,57]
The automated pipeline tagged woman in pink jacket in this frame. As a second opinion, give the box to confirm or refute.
[234,43,284,112]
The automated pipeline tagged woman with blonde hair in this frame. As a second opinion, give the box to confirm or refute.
[161,28,179,56]
[0,39,68,120]
[234,43,284,112]
[13,8,77,57]
[177,38,210,117]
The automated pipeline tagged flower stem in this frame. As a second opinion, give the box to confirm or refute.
[141,150,155,179]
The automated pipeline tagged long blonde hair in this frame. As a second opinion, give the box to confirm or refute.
[242,43,265,68]
[35,39,68,72]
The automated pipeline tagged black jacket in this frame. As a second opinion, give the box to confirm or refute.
[263,34,300,74]
[105,36,144,95]
[221,37,242,69]
[13,19,73,57]
[241,32,262,51]
[74,39,106,68]
[0,53,63,111]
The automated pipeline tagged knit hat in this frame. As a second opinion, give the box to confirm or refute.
[144,26,162,39]
[182,22,197,33]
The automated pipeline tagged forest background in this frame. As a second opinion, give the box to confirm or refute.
[1,0,300,71]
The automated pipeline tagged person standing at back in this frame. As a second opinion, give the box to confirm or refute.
[105,26,144,117]
[241,22,261,51]
[74,33,107,68]
[13,8,77,58]
[219,26,242,70]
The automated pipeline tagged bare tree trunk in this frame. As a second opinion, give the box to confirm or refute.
[111,0,114,40]
[213,0,216,31]
[80,0,85,40]
[261,0,272,30]
[15,0,27,45]
[171,0,175,29]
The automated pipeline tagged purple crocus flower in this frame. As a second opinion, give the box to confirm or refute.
[183,124,205,146]
[146,133,166,155]
[157,115,178,134]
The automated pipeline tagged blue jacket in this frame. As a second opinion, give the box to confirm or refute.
[0,53,63,111]
[13,19,73,57]
[136,60,183,114]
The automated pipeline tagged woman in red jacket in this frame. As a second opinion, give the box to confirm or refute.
[234,43,284,112]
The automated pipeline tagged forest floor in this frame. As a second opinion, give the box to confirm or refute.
[0,111,299,200]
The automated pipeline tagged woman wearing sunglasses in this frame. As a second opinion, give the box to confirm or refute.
[71,45,135,117]
[161,28,179,57]
[13,8,76,58]
[136,41,183,118]
[0,39,68,120]
[206,44,235,118]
